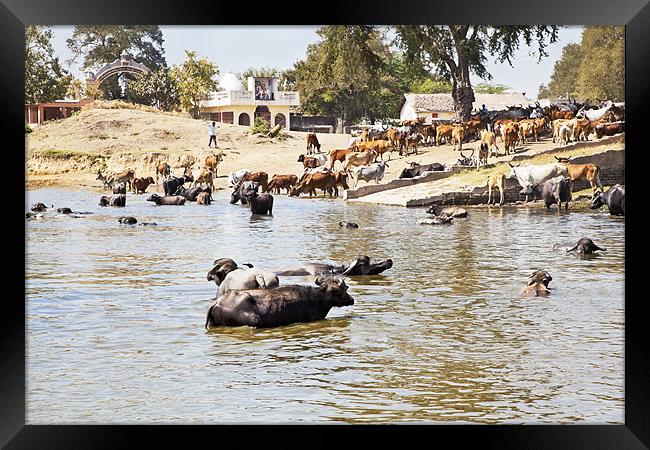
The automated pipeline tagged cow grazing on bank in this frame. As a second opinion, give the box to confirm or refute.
[306,133,321,155]
[289,171,337,197]
[343,149,378,173]
[327,148,354,170]
[205,276,354,329]
[590,184,625,216]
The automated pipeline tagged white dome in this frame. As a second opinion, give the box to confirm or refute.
[219,73,243,91]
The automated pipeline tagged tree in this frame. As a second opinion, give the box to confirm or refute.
[170,50,219,118]
[25,25,70,103]
[292,26,387,124]
[536,43,582,99]
[393,26,558,120]
[127,69,180,111]
[65,77,86,100]
[474,82,510,94]
[577,26,624,102]
[66,26,166,100]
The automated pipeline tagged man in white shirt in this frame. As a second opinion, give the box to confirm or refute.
[208,121,218,148]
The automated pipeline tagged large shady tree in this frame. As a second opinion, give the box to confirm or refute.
[393,26,559,120]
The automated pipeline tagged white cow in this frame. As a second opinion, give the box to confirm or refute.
[576,101,614,121]
[507,162,569,202]
[228,169,250,188]
[353,161,389,188]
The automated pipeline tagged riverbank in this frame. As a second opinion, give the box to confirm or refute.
[26,101,623,192]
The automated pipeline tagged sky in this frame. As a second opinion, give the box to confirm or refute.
[50,25,583,101]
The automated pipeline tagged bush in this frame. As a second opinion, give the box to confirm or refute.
[25,123,33,134]
[250,116,271,135]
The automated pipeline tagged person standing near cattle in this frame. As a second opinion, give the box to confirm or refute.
[208,121,218,148]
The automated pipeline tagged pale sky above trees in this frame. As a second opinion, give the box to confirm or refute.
[49,25,583,100]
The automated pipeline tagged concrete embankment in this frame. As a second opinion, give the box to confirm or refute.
[347,134,625,207]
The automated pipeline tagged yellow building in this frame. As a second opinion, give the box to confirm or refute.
[199,73,300,128]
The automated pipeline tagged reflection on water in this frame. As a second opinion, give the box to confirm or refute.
[26,188,624,424]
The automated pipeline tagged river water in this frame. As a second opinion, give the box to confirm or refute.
[25,187,624,424]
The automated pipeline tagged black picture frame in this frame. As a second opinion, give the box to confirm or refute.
[6,0,649,447]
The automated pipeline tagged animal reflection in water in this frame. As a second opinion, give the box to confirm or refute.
[275,255,393,277]
[205,276,354,329]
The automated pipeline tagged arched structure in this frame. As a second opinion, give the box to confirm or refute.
[85,55,150,90]
[238,112,251,126]
[254,105,271,124]
[274,113,286,127]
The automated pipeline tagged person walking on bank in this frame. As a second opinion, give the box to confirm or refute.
[208,121,218,148]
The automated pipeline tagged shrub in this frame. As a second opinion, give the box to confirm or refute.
[250,116,270,135]
[25,123,33,134]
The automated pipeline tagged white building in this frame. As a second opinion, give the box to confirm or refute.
[199,73,300,129]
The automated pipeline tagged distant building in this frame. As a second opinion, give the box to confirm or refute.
[199,73,301,129]
[398,92,532,123]
[25,98,92,126]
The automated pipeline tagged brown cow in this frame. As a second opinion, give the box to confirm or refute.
[343,149,378,173]
[435,124,455,146]
[289,171,337,197]
[327,148,354,169]
[503,124,519,155]
[204,153,224,178]
[333,170,349,196]
[243,171,269,193]
[306,133,321,155]
[155,163,171,183]
[551,110,574,120]
[462,119,483,141]
[298,154,326,169]
[594,121,624,139]
[554,156,604,197]
[485,173,506,206]
[480,129,499,158]
[353,140,394,160]
[197,191,212,205]
[107,169,135,191]
[451,126,465,151]
[132,176,155,194]
[572,119,596,141]
[194,169,215,190]
[268,174,298,194]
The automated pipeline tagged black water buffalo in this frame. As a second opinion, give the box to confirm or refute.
[399,162,445,179]
[339,221,359,228]
[521,270,553,297]
[175,185,212,202]
[146,194,186,205]
[207,258,279,297]
[566,237,607,255]
[118,216,137,224]
[205,276,354,329]
[163,175,192,196]
[31,203,49,212]
[113,182,127,195]
[532,175,572,211]
[275,255,393,277]
[230,180,256,205]
[99,194,126,207]
[57,207,72,214]
[241,181,273,215]
[590,184,624,216]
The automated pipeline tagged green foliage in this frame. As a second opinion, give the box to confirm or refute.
[411,78,453,94]
[66,26,166,100]
[577,26,624,102]
[250,116,271,134]
[474,82,510,94]
[25,123,33,134]
[536,43,582,99]
[25,26,71,104]
[393,25,558,119]
[127,68,180,111]
[292,26,387,123]
[170,51,219,118]
[65,77,86,100]
[537,27,623,102]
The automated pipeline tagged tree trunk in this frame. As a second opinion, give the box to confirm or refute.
[452,46,475,121]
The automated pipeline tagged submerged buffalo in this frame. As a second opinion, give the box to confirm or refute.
[275,255,393,277]
[31,203,49,212]
[57,207,72,214]
[118,216,137,224]
[590,185,625,216]
[205,276,354,329]
[175,185,212,202]
[99,194,126,207]
[566,237,607,255]
[146,194,186,205]
[521,270,553,297]
[207,258,280,297]
[339,221,359,228]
